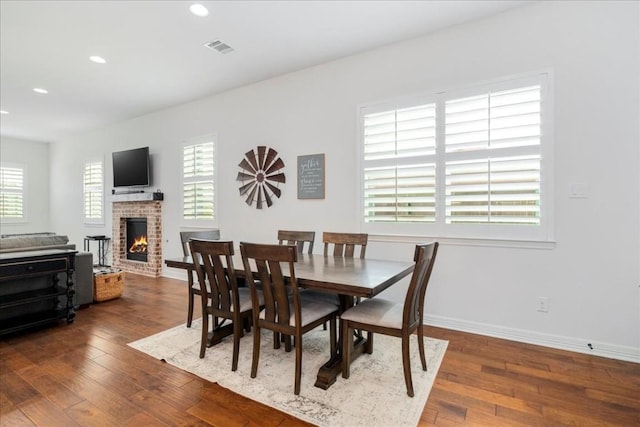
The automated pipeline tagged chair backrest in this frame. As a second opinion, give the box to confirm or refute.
[240,242,300,329]
[277,230,315,254]
[322,232,368,258]
[180,229,221,256]
[403,242,439,330]
[189,239,239,314]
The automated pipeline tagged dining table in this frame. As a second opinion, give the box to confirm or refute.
[164,252,415,390]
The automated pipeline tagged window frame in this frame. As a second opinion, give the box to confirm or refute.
[83,158,105,225]
[181,134,217,227]
[357,72,554,243]
[0,162,27,223]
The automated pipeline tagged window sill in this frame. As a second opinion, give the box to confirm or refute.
[369,233,556,250]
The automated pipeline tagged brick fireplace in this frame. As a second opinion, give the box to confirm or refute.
[112,199,162,277]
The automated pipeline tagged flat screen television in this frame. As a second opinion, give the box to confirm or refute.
[112,147,150,188]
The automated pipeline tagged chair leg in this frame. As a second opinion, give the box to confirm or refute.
[402,335,414,397]
[232,318,241,371]
[418,325,427,371]
[294,332,302,395]
[341,321,352,379]
[243,316,252,333]
[199,312,208,358]
[273,331,280,349]
[187,276,195,327]
[251,326,261,378]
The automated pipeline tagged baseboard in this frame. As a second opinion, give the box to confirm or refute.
[163,269,187,281]
[425,314,640,363]
[160,268,640,363]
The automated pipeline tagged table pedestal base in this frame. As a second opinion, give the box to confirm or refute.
[314,335,367,389]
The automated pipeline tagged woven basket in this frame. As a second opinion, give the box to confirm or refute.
[94,271,125,302]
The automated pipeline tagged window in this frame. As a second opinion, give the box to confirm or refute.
[0,164,25,221]
[183,138,215,221]
[359,73,551,241]
[83,160,104,224]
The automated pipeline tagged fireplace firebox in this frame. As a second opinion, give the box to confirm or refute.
[126,218,148,262]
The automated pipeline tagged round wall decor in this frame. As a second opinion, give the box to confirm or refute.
[236,146,286,209]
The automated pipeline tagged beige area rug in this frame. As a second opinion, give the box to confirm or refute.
[128,318,447,427]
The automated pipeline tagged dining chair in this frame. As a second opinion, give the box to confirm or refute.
[189,239,263,371]
[240,242,339,395]
[340,242,439,397]
[277,230,315,254]
[180,229,220,327]
[307,231,369,309]
[323,232,368,259]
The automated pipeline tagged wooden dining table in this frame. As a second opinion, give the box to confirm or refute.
[164,252,415,389]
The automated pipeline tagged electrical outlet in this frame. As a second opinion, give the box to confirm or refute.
[537,297,549,313]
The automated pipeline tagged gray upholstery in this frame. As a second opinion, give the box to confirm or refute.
[339,298,403,329]
[0,234,76,254]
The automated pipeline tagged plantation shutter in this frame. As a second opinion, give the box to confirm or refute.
[444,85,542,225]
[363,104,437,223]
[84,161,103,221]
[0,166,24,218]
[183,141,214,220]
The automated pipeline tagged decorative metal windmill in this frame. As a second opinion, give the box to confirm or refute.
[236,146,286,209]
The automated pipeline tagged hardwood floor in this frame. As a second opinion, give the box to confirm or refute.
[1,273,638,426]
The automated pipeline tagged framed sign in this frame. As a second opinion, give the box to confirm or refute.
[297,154,325,199]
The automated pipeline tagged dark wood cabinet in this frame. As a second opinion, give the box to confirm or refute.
[0,249,77,335]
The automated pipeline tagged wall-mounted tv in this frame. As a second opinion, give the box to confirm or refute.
[112,146,150,188]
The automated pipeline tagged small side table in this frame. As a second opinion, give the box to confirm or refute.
[84,236,110,267]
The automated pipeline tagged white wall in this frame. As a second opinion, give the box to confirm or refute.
[49,1,640,361]
[0,136,51,233]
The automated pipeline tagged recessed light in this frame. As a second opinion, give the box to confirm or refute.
[190,3,209,17]
[33,88,48,94]
[0,110,8,114]
[90,56,106,64]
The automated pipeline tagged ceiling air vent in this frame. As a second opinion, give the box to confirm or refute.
[204,40,235,54]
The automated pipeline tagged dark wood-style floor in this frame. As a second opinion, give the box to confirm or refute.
[1,274,638,426]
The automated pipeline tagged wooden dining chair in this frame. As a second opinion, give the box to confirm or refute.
[180,229,220,327]
[240,242,339,395]
[189,239,263,371]
[323,232,368,258]
[340,242,439,397]
[277,230,315,254]
[309,232,369,309]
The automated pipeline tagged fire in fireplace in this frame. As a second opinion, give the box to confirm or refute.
[126,218,148,262]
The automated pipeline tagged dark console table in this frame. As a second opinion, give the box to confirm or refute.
[0,249,77,335]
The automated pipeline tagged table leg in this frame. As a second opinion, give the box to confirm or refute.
[314,294,369,390]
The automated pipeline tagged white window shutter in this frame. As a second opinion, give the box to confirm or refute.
[183,141,215,220]
[363,103,437,223]
[83,161,104,221]
[444,85,542,225]
[0,166,24,218]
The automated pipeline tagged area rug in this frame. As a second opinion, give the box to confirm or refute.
[129,318,447,427]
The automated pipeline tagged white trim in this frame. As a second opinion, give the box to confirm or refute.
[0,162,27,223]
[425,314,640,363]
[181,134,218,227]
[83,157,105,225]
[163,268,188,281]
[357,70,554,243]
[160,268,638,363]
[370,233,555,250]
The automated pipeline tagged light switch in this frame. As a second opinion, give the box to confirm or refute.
[569,183,588,199]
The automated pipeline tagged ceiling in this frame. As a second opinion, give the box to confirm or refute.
[0,0,531,143]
